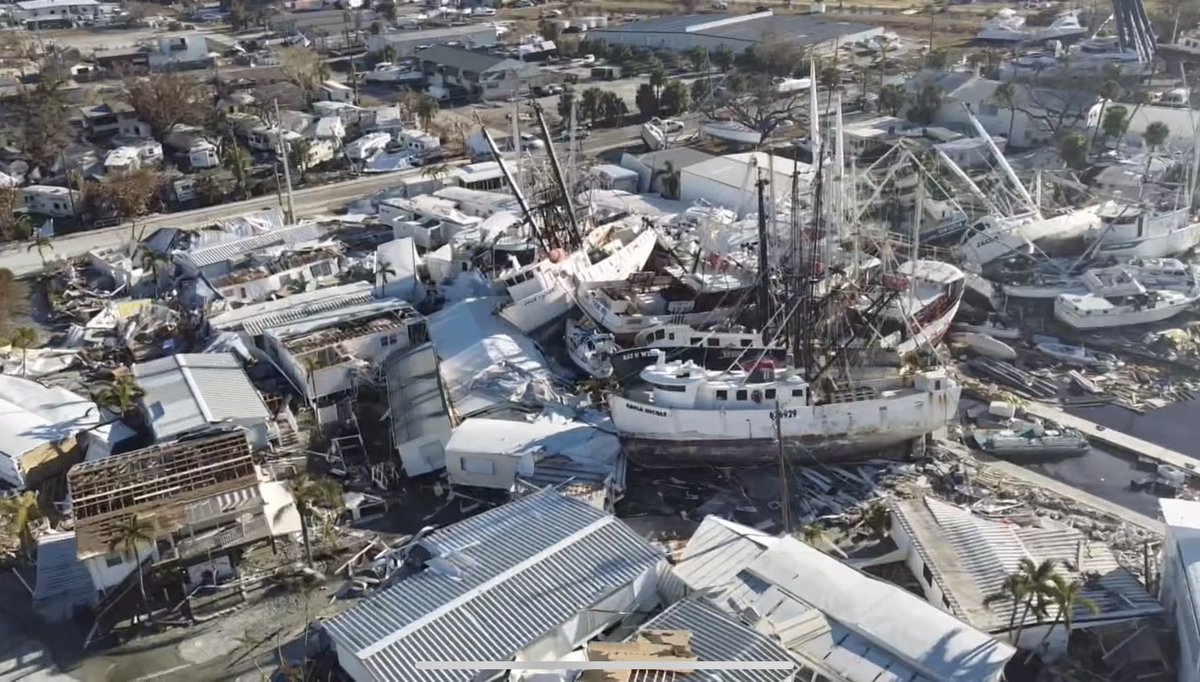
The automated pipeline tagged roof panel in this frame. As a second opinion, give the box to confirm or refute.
[132,353,271,440]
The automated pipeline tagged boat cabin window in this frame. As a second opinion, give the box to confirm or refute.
[691,337,702,345]
[707,338,719,347]
[716,389,727,400]
[792,389,804,397]
[736,390,747,401]
[934,379,942,390]
[740,339,752,347]
[654,329,666,340]
[652,382,686,392]
[765,389,776,400]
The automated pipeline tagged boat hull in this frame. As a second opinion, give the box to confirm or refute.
[982,444,1089,459]
[609,384,960,466]
[1054,297,1196,329]
[610,345,788,380]
[1094,221,1200,259]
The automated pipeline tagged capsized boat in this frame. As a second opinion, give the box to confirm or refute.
[950,332,1018,361]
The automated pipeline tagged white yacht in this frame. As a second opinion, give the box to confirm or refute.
[363,62,423,84]
[1033,11,1088,42]
[1088,202,1200,260]
[1003,257,1198,299]
[1035,341,1123,369]
[497,223,657,334]
[1054,267,1200,330]
[609,355,960,464]
[978,8,1027,42]
[999,37,1154,79]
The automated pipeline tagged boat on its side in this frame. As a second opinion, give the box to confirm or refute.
[951,316,1022,340]
[950,332,1018,361]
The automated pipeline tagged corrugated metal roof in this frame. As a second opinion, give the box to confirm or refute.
[32,532,94,621]
[893,497,1163,633]
[637,598,798,682]
[183,221,332,269]
[132,353,271,440]
[241,290,377,336]
[385,343,451,446]
[661,515,776,606]
[323,490,663,681]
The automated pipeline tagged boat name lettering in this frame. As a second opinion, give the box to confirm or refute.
[770,409,798,419]
[629,403,668,418]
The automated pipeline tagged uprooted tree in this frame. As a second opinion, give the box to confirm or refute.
[697,38,811,147]
[124,72,211,141]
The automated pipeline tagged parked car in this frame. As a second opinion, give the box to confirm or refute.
[712,0,728,8]
[556,128,591,141]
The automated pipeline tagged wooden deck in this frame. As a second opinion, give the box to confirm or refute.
[1025,401,1198,474]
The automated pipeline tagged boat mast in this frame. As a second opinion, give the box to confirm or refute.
[757,175,772,337]
[773,404,791,534]
[962,103,1039,216]
[531,101,582,248]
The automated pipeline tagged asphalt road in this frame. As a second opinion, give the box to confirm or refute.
[0,129,661,277]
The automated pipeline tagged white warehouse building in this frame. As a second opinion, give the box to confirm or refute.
[588,11,882,54]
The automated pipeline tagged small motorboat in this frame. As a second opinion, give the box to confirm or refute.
[950,332,1018,361]
[565,317,615,379]
[971,420,1089,458]
[1035,341,1123,370]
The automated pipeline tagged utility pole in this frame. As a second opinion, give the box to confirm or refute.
[274,98,296,223]
[773,403,791,535]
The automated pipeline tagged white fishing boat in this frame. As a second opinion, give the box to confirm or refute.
[608,353,960,464]
[577,266,755,340]
[700,120,761,147]
[1035,341,1123,369]
[971,421,1089,458]
[565,317,615,379]
[497,225,657,334]
[1002,257,1197,299]
[999,37,1154,79]
[1088,202,1200,260]
[950,332,1018,361]
[1160,24,1200,60]
[1054,267,1200,330]
[363,62,423,84]
[608,323,787,379]
[978,8,1027,41]
[959,207,1101,268]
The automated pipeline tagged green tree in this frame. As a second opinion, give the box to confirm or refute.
[635,82,659,118]
[1007,558,1060,642]
[93,374,143,421]
[800,522,827,551]
[712,45,736,73]
[607,44,632,65]
[1059,131,1089,170]
[1034,574,1099,657]
[288,138,312,183]
[223,143,252,200]
[690,78,713,108]
[1101,104,1129,145]
[908,85,943,125]
[10,326,35,378]
[878,83,906,116]
[108,514,159,623]
[598,90,628,125]
[858,501,889,540]
[687,46,708,73]
[1143,121,1170,178]
[1089,77,1120,152]
[195,171,230,206]
[421,163,451,185]
[288,475,343,566]
[649,64,669,98]
[557,85,576,120]
[985,571,1033,638]
[0,491,42,559]
[26,232,52,269]
[992,81,1018,142]
[580,87,603,125]
[376,260,395,297]
[659,80,691,116]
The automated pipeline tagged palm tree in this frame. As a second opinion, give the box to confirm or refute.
[1008,558,1059,642]
[878,83,906,116]
[108,513,159,623]
[0,491,42,559]
[139,249,169,297]
[289,138,312,183]
[1089,77,1120,153]
[376,260,396,297]
[992,82,1017,143]
[1036,576,1099,662]
[288,475,343,566]
[26,232,52,269]
[421,163,451,186]
[985,570,1033,640]
[858,501,889,540]
[1143,121,1170,179]
[93,374,143,421]
[223,143,252,200]
[301,355,320,402]
[799,521,827,550]
[10,326,35,378]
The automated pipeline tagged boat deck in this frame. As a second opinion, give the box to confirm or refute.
[1024,400,1198,474]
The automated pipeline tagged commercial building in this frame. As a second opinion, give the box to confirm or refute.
[15,0,99,29]
[679,152,813,217]
[416,45,551,101]
[364,24,498,58]
[1161,499,1200,682]
[588,11,882,54]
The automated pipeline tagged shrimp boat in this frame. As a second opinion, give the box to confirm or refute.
[1054,266,1200,330]
[565,317,615,379]
[609,354,959,464]
[876,260,966,354]
[1087,202,1200,260]
[608,323,788,380]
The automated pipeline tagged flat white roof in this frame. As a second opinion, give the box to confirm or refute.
[18,0,99,9]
